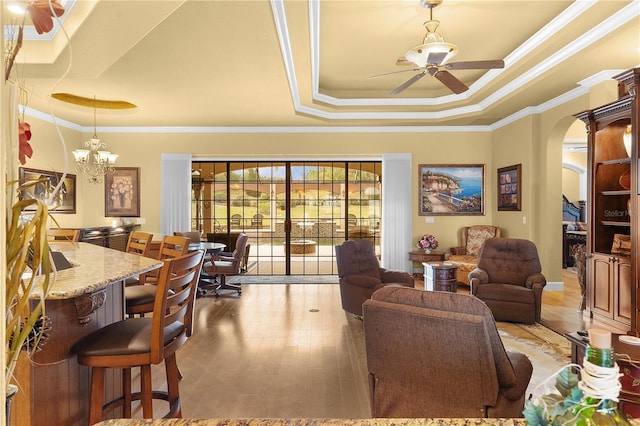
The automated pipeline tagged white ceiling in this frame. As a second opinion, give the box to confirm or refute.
[5,0,640,129]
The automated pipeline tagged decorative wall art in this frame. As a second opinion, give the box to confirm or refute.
[418,164,485,216]
[105,167,140,217]
[497,164,522,211]
[19,167,76,214]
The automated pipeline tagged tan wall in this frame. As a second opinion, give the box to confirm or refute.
[24,83,623,283]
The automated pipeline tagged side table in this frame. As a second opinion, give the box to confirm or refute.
[565,332,640,418]
[408,250,446,263]
[423,262,458,292]
[409,250,446,278]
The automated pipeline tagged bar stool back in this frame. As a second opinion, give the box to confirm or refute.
[124,232,154,287]
[47,228,80,241]
[125,235,190,317]
[75,249,205,424]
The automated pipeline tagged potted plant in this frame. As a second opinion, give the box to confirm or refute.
[4,3,65,421]
[5,179,53,422]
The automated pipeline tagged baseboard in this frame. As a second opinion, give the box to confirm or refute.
[545,281,564,291]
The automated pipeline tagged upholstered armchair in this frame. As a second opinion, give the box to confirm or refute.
[335,239,414,317]
[447,225,500,286]
[469,238,547,324]
[363,286,532,418]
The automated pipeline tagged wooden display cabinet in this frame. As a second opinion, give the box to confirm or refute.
[574,68,639,334]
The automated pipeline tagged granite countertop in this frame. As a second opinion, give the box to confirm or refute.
[94,419,529,426]
[35,242,163,299]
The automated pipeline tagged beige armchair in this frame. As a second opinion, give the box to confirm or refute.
[447,225,500,285]
[335,239,414,317]
[469,238,547,324]
[363,286,532,418]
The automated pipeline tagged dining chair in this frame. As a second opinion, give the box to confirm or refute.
[173,231,202,244]
[200,232,249,296]
[125,235,190,317]
[123,232,154,287]
[75,249,204,424]
[46,228,80,242]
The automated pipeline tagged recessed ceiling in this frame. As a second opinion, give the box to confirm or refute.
[5,0,640,129]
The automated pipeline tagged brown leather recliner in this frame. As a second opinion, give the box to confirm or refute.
[335,239,414,317]
[363,286,532,419]
[469,238,547,324]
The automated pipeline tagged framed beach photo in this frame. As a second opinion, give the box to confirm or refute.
[19,167,77,214]
[105,167,140,217]
[497,164,522,211]
[418,164,485,216]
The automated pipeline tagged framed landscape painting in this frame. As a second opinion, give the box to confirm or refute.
[418,164,485,216]
[18,167,76,214]
[105,167,140,217]
[497,164,522,211]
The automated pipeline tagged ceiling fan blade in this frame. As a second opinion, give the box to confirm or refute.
[444,59,505,70]
[396,58,413,66]
[369,68,423,79]
[433,70,469,94]
[390,72,427,95]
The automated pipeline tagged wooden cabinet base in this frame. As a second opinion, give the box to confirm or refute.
[12,284,124,426]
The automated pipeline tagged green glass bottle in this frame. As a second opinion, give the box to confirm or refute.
[571,329,631,426]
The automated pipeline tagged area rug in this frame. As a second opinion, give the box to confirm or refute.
[496,321,572,399]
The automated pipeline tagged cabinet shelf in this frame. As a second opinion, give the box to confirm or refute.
[598,158,632,167]
[601,190,631,196]
[600,221,631,227]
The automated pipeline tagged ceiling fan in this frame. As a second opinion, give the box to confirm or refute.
[370,0,504,95]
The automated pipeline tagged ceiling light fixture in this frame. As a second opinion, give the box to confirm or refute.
[405,0,458,67]
[72,97,118,184]
[6,2,27,15]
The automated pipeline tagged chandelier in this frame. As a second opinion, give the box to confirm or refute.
[72,99,118,184]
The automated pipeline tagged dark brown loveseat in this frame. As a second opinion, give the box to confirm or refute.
[335,239,414,317]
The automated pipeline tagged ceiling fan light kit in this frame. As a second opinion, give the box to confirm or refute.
[373,0,505,96]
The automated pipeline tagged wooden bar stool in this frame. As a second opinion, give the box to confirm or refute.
[47,228,80,241]
[124,231,154,287]
[75,249,204,425]
[125,235,189,317]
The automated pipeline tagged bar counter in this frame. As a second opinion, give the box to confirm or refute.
[13,242,163,426]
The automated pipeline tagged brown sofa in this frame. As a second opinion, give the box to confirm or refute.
[447,225,500,286]
[335,239,414,317]
[363,286,532,418]
[469,238,547,324]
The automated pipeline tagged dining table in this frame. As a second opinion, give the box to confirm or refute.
[189,241,227,254]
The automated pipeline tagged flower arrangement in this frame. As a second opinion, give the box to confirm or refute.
[417,234,438,250]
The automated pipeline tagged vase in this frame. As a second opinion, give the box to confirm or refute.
[6,384,18,425]
[424,249,431,254]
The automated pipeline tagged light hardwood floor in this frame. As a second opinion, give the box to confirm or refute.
[141,269,602,420]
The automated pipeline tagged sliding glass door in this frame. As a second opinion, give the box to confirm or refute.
[191,161,382,275]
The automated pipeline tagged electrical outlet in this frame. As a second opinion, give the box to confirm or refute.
[522,216,527,224]
[426,217,434,223]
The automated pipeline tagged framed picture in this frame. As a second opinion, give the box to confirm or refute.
[18,167,76,214]
[497,164,522,211]
[418,164,485,216]
[105,167,140,217]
